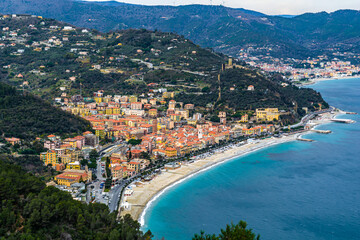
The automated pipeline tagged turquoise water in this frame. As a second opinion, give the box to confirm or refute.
[142,78,360,240]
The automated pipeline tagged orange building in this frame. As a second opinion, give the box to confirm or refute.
[54,171,89,187]
[165,147,177,158]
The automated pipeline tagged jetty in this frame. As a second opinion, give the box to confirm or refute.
[297,137,315,142]
[311,129,332,134]
[346,112,358,115]
[331,119,355,124]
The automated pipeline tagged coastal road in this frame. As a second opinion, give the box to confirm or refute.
[89,142,129,208]
[286,107,334,129]
[108,183,125,212]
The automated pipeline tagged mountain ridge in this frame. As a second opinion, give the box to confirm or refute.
[0,0,359,58]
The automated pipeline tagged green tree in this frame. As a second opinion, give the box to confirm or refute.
[89,149,99,160]
[128,139,142,145]
[193,221,260,240]
[210,115,220,123]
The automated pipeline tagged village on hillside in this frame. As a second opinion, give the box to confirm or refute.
[0,14,328,208]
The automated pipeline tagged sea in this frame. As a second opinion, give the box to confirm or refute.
[141,78,360,240]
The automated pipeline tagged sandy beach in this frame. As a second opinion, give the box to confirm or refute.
[118,110,344,223]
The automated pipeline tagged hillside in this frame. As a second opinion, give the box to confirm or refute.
[0,15,225,99]
[175,67,328,124]
[0,158,152,239]
[0,0,359,58]
[0,82,91,139]
[0,15,328,123]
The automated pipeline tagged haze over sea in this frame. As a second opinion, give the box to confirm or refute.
[142,78,360,240]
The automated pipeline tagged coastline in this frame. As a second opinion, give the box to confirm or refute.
[300,75,360,86]
[118,110,343,226]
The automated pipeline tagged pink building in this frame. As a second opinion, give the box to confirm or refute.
[130,102,143,110]
[73,136,86,149]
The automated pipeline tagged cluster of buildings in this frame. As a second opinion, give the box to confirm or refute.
[0,14,121,91]
[108,153,148,181]
[59,90,280,164]
[39,132,98,186]
[243,55,360,82]
[40,133,98,168]
[0,14,90,56]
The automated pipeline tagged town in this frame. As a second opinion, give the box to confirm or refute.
[0,14,331,213]
[29,87,283,210]
[238,48,360,83]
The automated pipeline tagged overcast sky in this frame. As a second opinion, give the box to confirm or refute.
[84,0,359,15]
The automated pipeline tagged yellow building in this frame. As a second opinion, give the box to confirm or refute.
[163,92,175,99]
[71,108,80,115]
[103,97,111,103]
[149,99,157,106]
[94,97,103,103]
[106,131,114,138]
[79,108,90,116]
[70,151,80,162]
[44,150,57,166]
[106,107,121,115]
[240,114,249,123]
[175,109,189,119]
[60,155,71,164]
[66,161,81,170]
[95,127,106,139]
[106,107,113,115]
[54,170,89,186]
[165,147,177,158]
[170,114,181,122]
[149,109,158,117]
[256,108,280,122]
[187,119,197,126]
[129,95,138,103]
[113,107,120,114]
[127,161,141,173]
[168,100,176,109]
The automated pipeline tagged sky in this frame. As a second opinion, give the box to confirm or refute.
[84,0,359,15]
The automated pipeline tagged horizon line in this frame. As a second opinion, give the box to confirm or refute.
[78,0,359,16]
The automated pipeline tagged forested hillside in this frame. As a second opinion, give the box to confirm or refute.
[0,82,91,139]
[175,68,328,112]
[0,159,152,239]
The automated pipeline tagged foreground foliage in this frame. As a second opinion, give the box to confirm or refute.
[0,155,262,240]
[193,221,260,240]
[0,160,152,239]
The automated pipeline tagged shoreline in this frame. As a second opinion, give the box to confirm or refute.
[300,75,360,86]
[118,110,344,226]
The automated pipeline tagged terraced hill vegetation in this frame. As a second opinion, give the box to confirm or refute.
[0,15,327,124]
[0,16,225,99]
